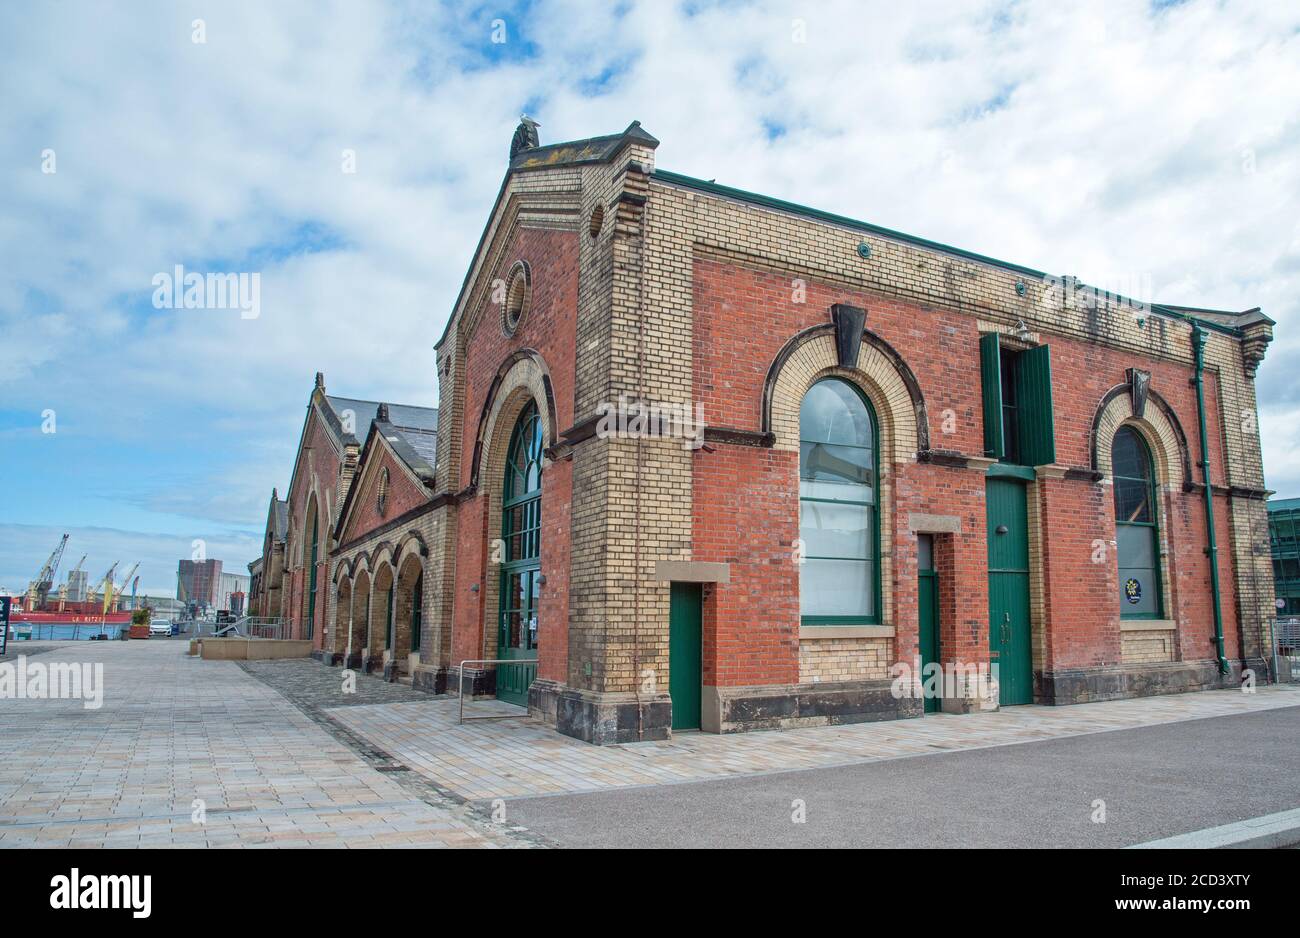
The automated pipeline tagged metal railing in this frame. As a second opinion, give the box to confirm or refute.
[8,622,126,642]
[457,658,537,724]
[192,616,287,640]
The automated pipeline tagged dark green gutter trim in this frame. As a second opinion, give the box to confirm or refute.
[1191,322,1230,675]
[651,169,1243,337]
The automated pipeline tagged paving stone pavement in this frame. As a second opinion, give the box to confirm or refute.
[0,641,534,848]
[325,678,1300,803]
[1,642,62,662]
[239,657,434,709]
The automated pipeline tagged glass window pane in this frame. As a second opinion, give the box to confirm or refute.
[800,558,874,617]
[1112,427,1146,480]
[1118,524,1158,617]
[800,501,872,559]
[1118,567,1158,615]
[1114,478,1151,523]
[1117,523,1155,567]
[917,534,933,571]
[799,380,873,446]
[800,441,873,485]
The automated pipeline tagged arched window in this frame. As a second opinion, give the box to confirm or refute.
[799,378,879,623]
[498,401,543,706]
[1113,426,1162,618]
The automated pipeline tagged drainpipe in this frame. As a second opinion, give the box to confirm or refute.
[1191,323,1230,675]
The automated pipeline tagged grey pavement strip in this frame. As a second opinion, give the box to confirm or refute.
[236,657,555,848]
[0,641,538,848]
[1126,807,1300,849]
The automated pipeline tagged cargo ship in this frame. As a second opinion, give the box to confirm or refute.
[6,534,139,641]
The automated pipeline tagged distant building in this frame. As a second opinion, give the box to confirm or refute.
[177,558,222,612]
[248,491,288,619]
[217,572,249,612]
[1270,498,1300,617]
[65,568,88,603]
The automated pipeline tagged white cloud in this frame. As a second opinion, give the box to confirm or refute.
[2,0,1298,587]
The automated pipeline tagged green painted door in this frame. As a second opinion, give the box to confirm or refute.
[986,478,1033,706]
[497,568,538,706]
[669,583,702,731]
[917,534,940,714]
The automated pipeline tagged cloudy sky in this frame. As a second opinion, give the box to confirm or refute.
[1,0,1298,596]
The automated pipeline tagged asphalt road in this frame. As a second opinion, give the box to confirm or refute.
[503,706,1300,848]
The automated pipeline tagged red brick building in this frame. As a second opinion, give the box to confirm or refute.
[306,119,1276,745]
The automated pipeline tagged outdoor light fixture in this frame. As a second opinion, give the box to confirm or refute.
[1014,318,1033,343]
[470,583,479,593]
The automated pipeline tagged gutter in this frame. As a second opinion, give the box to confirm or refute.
[1191,322,1229,674]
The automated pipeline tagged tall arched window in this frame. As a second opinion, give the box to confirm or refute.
[799,378,879,623]
[1113,426,1162,619]
[498,402,543,705]
[306,512,318,640]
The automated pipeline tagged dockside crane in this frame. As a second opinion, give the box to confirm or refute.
[107,562,140,613]
[25,533,69,610]
[94,562,119,612]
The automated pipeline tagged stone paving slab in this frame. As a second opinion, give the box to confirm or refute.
[0,641,530,848]
[326,681,1300,803]
[239,657,435,709]
[1,642,64,662]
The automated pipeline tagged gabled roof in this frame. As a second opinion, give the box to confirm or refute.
[509,121,659,173]
[372,417,438,482]
[272,498,288,541]
[331,410,439,544]
[435,121,660,352]
[324,396,438,446]
[264,490,288,544]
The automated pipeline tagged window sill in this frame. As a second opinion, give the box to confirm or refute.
[799,625,895,640]
[1119,619,1176,632]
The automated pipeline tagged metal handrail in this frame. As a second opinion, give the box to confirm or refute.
[458,658,538,724]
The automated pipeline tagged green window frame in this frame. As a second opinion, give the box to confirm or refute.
[980,333,1056,466]
[306,515,317,640]
[799,377,881,625]
[500,402,543,653]
[1113,426,1163,619]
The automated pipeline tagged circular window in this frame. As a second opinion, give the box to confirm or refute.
[588,204,605,239]
[377,468,389,516]
[502,261,531,336]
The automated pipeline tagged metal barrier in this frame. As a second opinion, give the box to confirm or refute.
[193,616,286,640]
[1274,616,1300,683]
[14,622,120,642]
[458,658,538,724]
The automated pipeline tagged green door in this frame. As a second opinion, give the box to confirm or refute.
[917,534,940,714]
[986,478,1033,706]
[669,583,702,731]
[497,403,543,707]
